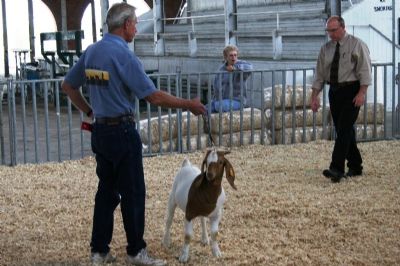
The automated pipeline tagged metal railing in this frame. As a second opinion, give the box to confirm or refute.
[0,63,398,166]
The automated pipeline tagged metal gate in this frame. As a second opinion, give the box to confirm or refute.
[1,63,399,166]
[395,62,400,138]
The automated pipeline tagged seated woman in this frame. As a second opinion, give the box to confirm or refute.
[209,45,253,113]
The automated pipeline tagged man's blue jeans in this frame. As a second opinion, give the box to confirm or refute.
[90,120,146,256]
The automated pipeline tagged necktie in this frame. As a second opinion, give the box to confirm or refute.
[330,42,340,85]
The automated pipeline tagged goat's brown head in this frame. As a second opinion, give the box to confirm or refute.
[200,148,237,190]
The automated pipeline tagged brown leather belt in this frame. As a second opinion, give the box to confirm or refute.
[328,80,359,88]
[95,114,135,126]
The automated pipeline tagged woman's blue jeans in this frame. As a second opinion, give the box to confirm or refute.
[209,99,241,113]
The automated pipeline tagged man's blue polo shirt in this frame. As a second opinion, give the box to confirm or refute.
[64,33,156,118]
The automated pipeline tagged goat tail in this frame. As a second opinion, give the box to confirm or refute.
[182,158,191,168]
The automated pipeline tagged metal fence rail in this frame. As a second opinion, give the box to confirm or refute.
[0,63,398,166]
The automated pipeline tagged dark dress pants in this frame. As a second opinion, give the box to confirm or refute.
[90,120,146,256]
[328,83,363,173]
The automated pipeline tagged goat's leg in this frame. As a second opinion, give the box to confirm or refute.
[200,217,209,245]
[179,220,193,263]
[209,209,223,257]
[162,194,177,248]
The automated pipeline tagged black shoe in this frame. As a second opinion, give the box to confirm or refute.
[322,169,344,183]
[346,168,362,177]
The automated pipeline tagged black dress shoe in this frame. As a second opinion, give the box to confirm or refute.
[346,168,362,177]
[322,169,344,183]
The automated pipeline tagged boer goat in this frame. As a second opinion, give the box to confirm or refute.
[162,149,236,263]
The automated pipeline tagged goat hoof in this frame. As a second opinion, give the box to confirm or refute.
[201,238,209,246]
[212,247,222,258]
[178,253,189,263]
[162,236,171,248]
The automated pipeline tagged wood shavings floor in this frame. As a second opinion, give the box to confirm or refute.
[1,140,399,265]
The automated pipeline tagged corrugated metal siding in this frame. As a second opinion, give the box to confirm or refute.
[133,35,154,56]
[343,0,397,41]
[195,38,226,57]
[238,37,274,59]
[190,1,224,11]
[281,36,325,60]
[346,25,400,65]
[342,0,399,64]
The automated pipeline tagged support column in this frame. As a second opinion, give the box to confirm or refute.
[187,0,197,57]
[392,0,398,137]
[1,0,9,77]
[61,0,67,49]
[100,0,109,35]
[272,13,282,60]
[28,0,35,62]
[153,0,165,56]
[330,0,341,16]
[224,0,237,46]
[90,0,97,43]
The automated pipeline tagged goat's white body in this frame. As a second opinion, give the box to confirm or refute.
[163,158,226,262]
[173,160,226,214]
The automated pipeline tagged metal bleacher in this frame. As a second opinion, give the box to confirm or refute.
[133,0,328,70]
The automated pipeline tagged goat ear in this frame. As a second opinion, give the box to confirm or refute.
[192,173,204,188]
[201,150,211,174]
[224,159,237,190]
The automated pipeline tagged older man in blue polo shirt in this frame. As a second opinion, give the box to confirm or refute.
[61,2,205,265]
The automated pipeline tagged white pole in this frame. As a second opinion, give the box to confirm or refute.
[276,13,279,30]
[100,0,109,35]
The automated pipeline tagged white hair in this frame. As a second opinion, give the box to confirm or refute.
[106,2,137,32]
